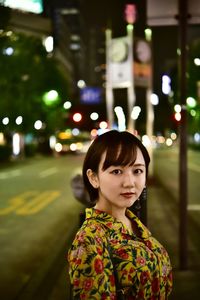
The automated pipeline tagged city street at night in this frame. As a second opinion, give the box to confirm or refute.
[1,0,200,299]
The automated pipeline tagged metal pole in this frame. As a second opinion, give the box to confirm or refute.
[127,85,135,132]
[105,29,114,129]
[146,87,154,177]
[127,25,136,132]
[178,0,188,270]
[145,29,154,178]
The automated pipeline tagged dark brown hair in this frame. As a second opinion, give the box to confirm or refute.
[82,130,150,204]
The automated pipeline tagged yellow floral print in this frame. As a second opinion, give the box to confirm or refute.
[68,208,173,299]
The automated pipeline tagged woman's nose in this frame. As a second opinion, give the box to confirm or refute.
[122,173,135,187]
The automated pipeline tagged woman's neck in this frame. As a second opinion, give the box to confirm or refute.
[94,203,126,222]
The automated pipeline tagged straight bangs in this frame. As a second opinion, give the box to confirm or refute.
[102,141,137,170]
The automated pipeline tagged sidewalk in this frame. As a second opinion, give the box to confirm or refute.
[147,179,200,300]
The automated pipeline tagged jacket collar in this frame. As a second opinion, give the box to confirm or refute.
[85,207,151,239]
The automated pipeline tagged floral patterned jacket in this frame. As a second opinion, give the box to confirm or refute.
[68,208,173,299]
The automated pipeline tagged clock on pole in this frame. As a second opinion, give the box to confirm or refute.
[109,39,128,63]
[135,39,151,63]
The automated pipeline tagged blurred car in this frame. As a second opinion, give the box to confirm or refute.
[53,131,91,155]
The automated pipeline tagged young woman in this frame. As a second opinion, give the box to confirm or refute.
[68,130,172,299]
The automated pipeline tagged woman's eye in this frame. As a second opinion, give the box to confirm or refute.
[134,169,143,174]
[111,169,122,175]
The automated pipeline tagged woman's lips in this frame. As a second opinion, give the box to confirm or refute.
[121,192,135,198]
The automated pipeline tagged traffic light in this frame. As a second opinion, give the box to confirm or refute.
[173,104,181,122]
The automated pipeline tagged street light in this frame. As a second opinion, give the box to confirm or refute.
[114,106,126,131]
[162,75,171,95]
[194,58,200,66]
[90,112,99,121]
[77,80,86,89]
[99,121,108,130]
[43,36,54,53]
[15,116,23,125]
[42,90,59,106]
[34,120,43,130]
[63,101,72,109]
[12,133,20,156]
[131,106,141,120]
[145,28,152,42]
[4,47,14,55]
[2,117,9,125]
[186,97,196,108]
[73,113,82,122]
[150,93,159,105]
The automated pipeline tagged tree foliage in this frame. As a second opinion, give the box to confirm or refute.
[0,29,69,134]
[170,38,200,135]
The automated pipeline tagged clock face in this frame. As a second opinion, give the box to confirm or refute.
[135,40,151,63]
[110,40,128,63]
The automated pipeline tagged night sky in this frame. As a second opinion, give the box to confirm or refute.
[81,0,146,37]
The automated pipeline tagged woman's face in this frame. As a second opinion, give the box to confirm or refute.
[88,147,146,211]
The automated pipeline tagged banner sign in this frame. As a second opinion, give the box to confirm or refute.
[134,39,152,88]
[80,87,102,104]
[2,0,43,14]
[147,0,200,26]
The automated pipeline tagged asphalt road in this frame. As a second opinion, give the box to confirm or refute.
[0,154,85,300]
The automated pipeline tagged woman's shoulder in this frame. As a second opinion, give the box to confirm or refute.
[85,216,108,234]
[72,217,108,248]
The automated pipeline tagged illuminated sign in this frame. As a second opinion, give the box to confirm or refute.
[124,4,137,24]
[80,87,102,104]
[2,0,43,14]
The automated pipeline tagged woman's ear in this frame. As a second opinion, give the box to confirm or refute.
[86,169,99,189]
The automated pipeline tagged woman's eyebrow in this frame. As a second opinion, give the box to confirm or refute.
[133,163,145,167]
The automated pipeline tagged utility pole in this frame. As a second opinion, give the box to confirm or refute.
[105,29,114,129]
[146,0,200,271]
[178,0,188,270]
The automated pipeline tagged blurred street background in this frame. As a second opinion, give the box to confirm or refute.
[0,0,200,299]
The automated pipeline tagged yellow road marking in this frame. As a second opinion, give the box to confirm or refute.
[0,191,37,215]
[16,191,60,215]
[0,191,60,215]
